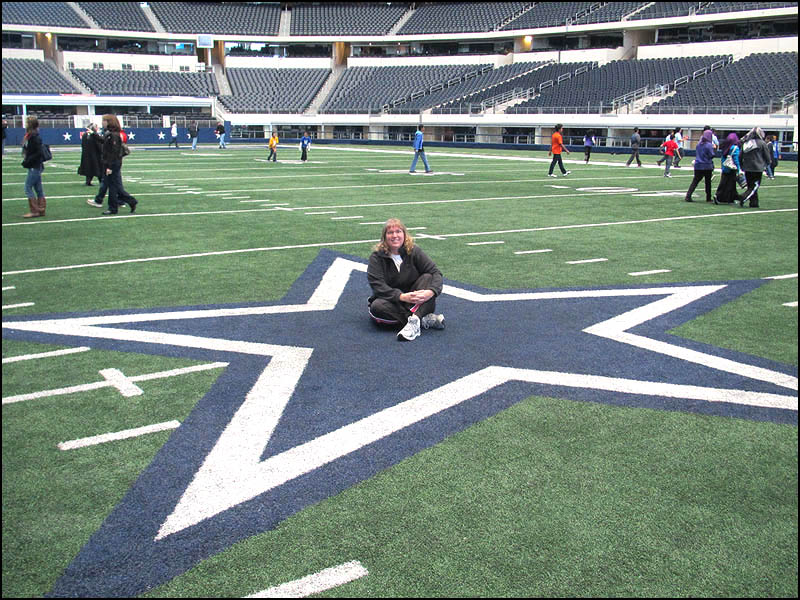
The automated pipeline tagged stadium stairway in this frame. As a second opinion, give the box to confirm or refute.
[387,5,415,35]
[139,1,167,33]
[214,64,232,96]
[305,65,345,115]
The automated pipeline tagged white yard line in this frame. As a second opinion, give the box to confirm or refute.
[2,362,228,405]
[3,209,796,276]
[58,420,181,451]
[629,269,672,276]
[246,560,368,598]
[2,346,91,363]
[567,258,608,264]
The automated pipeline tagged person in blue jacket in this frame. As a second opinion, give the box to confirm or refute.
[713,133,742,205]
[299,131,312,162]
[684,129,715,202]
[409,124,432,174]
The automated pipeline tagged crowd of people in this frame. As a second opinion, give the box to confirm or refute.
[13,118,788,220]
[623,125,780,208]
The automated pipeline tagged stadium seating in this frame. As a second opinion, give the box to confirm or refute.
[2,1,88,28]
[398,2,529,34]
[430,62,593,114]
[507,56,730,113]
[643,51,799,113]
[501,2,597,30]
[2,58,83,94]
[71,68,219,96]
[219,68,330,113]
[148,1,280,35]
[290,2,410,35]
[77,1,156,32]
[320,64,492,113]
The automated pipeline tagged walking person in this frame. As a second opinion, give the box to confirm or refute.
[713,133,742,205]
[626,127,642,167]
[673,127,684,167]
[583,130,595,163]
[657,128,681,166]
[367,218,445,341]
[267,131,279,162]
[21,116,46,218]
[168,122,179,148]
[216,122,226,149]
[548,124,570,177]
[738,127,772,208]
[766,135,781,179]
[684,130,715,202]
[660,134,679,177]
[78,123,103,186]
[299,131,312,162]
[100,114,138,215]
[188,121,199,151]
[409,124,432,173]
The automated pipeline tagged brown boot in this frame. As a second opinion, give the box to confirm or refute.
[22,197,41,218]
[37,197,46,217]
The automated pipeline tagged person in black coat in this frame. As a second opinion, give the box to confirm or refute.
[78,124,103,186]
[100,114,137,215]
[367,218,445,341]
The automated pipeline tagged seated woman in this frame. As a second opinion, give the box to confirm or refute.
[367,218,445,341]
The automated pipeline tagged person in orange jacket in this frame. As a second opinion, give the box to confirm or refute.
[267,131,279,162]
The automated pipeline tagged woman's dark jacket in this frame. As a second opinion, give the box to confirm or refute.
[21,132,44,168]
[367,245,443,304]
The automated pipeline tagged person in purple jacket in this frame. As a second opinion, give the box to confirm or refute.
[684,129,716,203]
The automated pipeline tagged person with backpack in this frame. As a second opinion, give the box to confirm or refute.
[738,127,772,208]
[21,116,47,218]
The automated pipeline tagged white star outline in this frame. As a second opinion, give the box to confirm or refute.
[3,257,797,541]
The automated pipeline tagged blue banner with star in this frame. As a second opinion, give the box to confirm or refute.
[4,127,224,146]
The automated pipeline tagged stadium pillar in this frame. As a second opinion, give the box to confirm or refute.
[333,42,349,66]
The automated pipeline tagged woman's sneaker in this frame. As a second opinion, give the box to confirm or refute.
[421,313,445,330]
[397,315,421,341]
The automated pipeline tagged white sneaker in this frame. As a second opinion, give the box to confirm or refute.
[86,199,103,207]
[397,315,421,341]
[421,313,445,330]
[563,170,571,176]
[548,174,557,178]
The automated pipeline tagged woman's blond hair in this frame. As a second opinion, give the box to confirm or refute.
[374,218,414,254]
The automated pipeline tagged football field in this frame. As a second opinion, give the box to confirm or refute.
[2,143,797,597]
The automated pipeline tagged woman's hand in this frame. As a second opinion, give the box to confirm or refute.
[400,289,434,304]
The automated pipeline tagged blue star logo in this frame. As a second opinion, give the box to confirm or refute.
[2,250,796,597]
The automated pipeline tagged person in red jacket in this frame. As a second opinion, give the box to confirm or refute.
[660,134,680,178]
